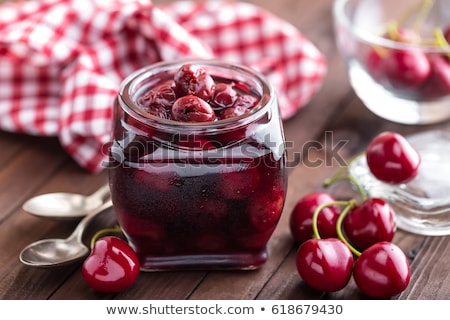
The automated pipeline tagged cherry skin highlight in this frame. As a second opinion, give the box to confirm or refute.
[383,49,431,90]
[343,197,396,251]
[296,238,354,292]
[366,131,421,184]
[421,55,450,99]
[289,192,339,243]
[82,236,140,293]
[353,241,411,298]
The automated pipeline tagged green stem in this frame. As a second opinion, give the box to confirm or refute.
[387,21,400,41]
[336,201,361,256]
[386,0,434,39]
[346,174,368,201]
[323,151,364,187]
[395,0,431,30]
[434,28,450,59]
[311,200,352,240]
[90,225,123,249]
[323,151,367,201]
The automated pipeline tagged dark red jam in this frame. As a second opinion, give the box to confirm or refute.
[109,60,287,271]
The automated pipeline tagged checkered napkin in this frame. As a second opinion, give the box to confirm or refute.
[0,0,327,173]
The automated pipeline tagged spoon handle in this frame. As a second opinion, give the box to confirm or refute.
[88,184,111,203]
[68,199,113,243]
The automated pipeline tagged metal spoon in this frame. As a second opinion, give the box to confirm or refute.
[22,184,110,220]
[19,200,113,267]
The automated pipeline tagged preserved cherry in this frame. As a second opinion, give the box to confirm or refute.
[109,61,287,270]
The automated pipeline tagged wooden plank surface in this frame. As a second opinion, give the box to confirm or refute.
[0,0,448,300]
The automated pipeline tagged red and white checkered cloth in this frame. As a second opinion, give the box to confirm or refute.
[0,0,327,173]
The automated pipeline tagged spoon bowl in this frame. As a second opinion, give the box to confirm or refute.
[20,200,113,267]
[19,238,89,267]
[22,184,110,220]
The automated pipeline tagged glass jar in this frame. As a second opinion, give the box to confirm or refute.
[108,60,287,271]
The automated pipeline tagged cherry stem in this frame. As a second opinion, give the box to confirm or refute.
[310,198,362,256]
[387,22,400,41]
[311,200,353,240]
[412,0,434,34]
[89,225,123,249]
[336,201,362,257]
[388,0,434,37]
[323,151,367,201]
[434,28,450,59]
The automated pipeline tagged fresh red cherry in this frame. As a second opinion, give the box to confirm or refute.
[82,236,140,293]
[174,64,214,101]
[421,54,450,99]
[343,197,396,251]
[296,238,354,292]
[367,29,420,81]
[171,95,215,122]
[366,131,421,184]
[383,49,431,89]
[353,241,410,298]
[289,192,339,243]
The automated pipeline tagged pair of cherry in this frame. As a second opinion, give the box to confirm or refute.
[291,131,420,298]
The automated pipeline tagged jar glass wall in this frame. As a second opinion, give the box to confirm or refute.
[108,60,287,271]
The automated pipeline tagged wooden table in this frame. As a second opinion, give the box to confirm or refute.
[1,0,449,300]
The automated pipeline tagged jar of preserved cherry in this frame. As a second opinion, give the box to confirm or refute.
[108,60,287,271]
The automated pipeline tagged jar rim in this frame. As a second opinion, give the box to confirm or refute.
[117,59,276,133]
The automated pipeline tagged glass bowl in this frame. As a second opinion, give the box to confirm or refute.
[333,0,450,125]
[349,129,450,236]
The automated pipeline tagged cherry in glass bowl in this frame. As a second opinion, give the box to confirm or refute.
[333,0,450,125]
